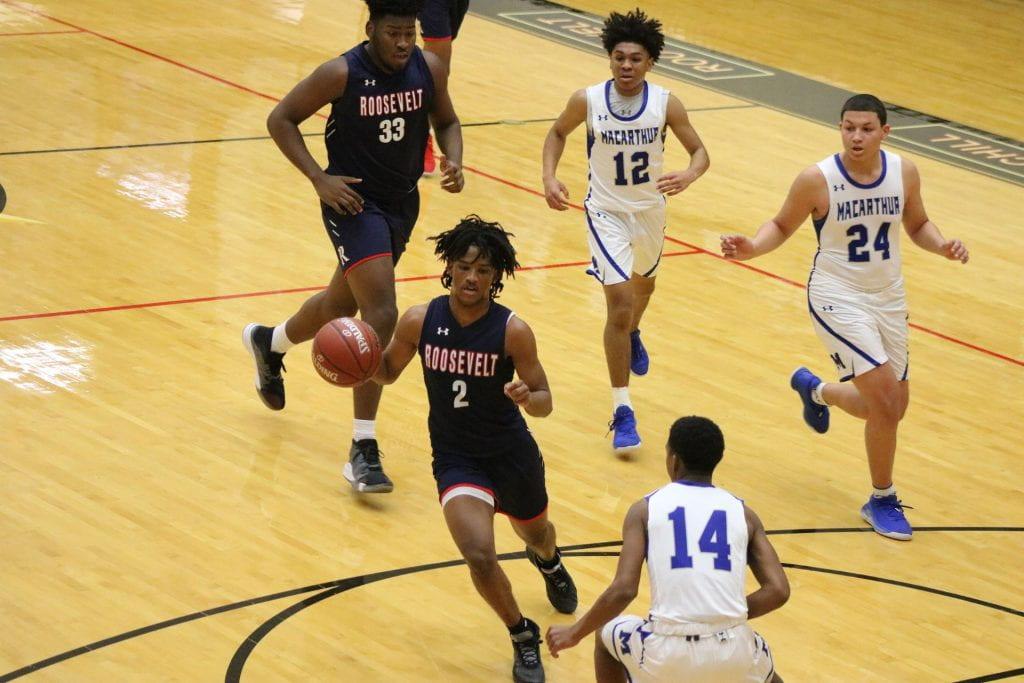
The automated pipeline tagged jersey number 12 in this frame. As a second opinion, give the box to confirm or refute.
[613,151,650,186]
[668,506,732,571]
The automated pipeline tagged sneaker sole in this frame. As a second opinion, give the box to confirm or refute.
[613,440,641,454]
[342,462,394,494]
[242,323,284,411]
[860,508,912,541]
[630,366,649,377]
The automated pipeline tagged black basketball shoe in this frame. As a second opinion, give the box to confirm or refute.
[510,618,545,683]
[526,547,578,614]
[343,439,394,493]
[242,323,285,410]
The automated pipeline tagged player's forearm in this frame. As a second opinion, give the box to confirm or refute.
[267,115,324,182]
[746,581,790,619]
[542,131,567,180]
[521,389,552,417]
[748,220,791,257]
[684,146,710,179]
[566,583,636,643]
[434,119,463,165]
[908,220,948,255]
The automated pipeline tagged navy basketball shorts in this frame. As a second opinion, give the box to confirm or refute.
[432,436,549,521]
[320,190,420,274]
[419,0,470,41]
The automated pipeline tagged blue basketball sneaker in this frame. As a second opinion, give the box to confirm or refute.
[790,367,829,434]
[630,329,649,376]
[609,405,641,452]
[860,494,913,540]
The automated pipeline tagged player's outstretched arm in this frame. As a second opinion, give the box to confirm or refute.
[720,166,824,261]
[542,89,587,211]
[425,51,464,194]
[656,94,709,196]
[901,157,969,263]
[374,305,426,385]
[547,499,647,657]
[744,504,790,620]
[267,58,365,215]
[503,317,552,417]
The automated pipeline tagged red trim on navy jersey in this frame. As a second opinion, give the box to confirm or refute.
[344,252,391,275]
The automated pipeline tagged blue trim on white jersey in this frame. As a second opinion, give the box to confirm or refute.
[586,131,595,159]
[900,359,909,381]
[834,150,887,189]
[673,479,714,487]
[586,207,629,281]
[808,298,882,368]
[839,372,855,382]
[642,244,663,277]
[605,80,649,122]
[812,209,829,242]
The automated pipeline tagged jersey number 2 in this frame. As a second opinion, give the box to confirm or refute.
[452,379,469,408]
[846,221,891,262]
[613,151,650,186]
[378,117,405,143]
[668,507,732,571]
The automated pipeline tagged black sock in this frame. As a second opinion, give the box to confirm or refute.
[508,618,529,636]
[535,548,561,572]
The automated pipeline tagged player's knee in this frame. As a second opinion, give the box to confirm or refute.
[462,547,499,577]
[605,302,633,331]
[868,392,902,423]
[360,304,399,340]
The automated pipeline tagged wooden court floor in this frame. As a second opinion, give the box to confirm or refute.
[1,0,1021,681]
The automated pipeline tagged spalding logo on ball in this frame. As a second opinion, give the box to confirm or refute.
[311,317,382,388]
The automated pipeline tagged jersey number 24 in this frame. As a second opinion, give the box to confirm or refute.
[847,221,891,262]
[668,506,732,571]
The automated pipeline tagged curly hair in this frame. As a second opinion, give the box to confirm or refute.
[365,0,423,21]
[601,8,665,62]
[429,215,520,299]
[668,416,725,475]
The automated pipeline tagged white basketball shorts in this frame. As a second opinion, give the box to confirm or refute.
[583,202,665,286]
[807,274,909,381]
[601,616,776,682]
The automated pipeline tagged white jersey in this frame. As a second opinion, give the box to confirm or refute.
[811,150,905,292]
[645,481,749,634]
[585,80,669,213]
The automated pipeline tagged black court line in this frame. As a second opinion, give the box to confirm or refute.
[954,669,1024,683]
[2,527,1020,682]
[0,105,757,158]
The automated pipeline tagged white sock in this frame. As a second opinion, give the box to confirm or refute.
[271,323,296,353]
[872,484,896,498]
[811,382,828,406]
[353,419,376,442]
[611,387,632,411]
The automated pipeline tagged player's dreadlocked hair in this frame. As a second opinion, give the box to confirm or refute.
[366,0,423,21]
[601,8,665,62]
[430,215,520,300]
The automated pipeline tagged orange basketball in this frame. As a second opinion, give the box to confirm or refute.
[311,317,382,388]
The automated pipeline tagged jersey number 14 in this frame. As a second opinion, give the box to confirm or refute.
[668,506,732,571]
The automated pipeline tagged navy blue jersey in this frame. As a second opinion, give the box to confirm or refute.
[419,296,530,456]
[326,43,434,201]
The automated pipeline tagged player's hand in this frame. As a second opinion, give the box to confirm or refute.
[943,238,969,264]
[543,177,570,210]
[545,624,580,657]
[313,172,363,215]
[656,169,698,195]
[439,156,464,193]
[503,380,530,406]
[720,234,756,261]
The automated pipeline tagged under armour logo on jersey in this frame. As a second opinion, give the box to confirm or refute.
[597,114,609,121]
[830,352,846,369]
[437,327,449,335]
[834,183,846,191]
[364,79,376,86]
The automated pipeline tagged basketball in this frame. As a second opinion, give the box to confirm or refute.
[311,317,382,388]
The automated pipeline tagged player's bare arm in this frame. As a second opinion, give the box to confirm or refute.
[424,51,464,194]
[901,157,969,263]
[744,504,790,619]
[546,498,647,656]
[720,166,826,260]
[656,94,709,196]
[374,304,426,384]
[503,317,552,417]
[542,89,588,210]
[267,58,365,215]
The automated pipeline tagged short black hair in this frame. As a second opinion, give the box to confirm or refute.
[366,0,423,22]
[668,416,725,475]
[601,8,665,62]
[841,93,887,126]
[429,215,520,299]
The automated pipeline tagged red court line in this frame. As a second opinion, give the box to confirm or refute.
[0,29,83,37]
[2,0,1018,369]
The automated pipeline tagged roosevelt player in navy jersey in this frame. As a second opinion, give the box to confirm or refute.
[243,0,464,494]
[373,216,577,683]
